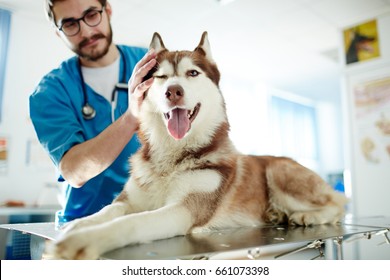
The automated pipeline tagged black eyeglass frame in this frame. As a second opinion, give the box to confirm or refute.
[57,6,106,37]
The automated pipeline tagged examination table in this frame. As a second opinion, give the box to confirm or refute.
[0,215,389,259]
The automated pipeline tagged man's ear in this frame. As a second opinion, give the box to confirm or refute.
[105,2,113,18]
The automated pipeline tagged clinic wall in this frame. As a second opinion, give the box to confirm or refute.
[342,12,390,217]
[0,10,71,206]
[341,12,390,259]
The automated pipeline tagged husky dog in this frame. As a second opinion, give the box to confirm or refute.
[50,32,347,259]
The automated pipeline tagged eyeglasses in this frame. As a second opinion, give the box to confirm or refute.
[57,7,105,37]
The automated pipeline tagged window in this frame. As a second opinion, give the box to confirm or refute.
[0,8,11,123]
[269,94,319,171]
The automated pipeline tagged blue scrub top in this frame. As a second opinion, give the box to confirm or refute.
[29,45,147,225]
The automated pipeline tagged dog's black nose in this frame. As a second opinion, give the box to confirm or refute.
[166,85,184,102]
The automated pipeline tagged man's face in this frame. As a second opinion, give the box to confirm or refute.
[53,0,113,61]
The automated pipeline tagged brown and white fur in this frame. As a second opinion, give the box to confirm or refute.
[50,32,347,259]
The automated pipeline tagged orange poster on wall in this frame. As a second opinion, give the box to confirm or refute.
[353,76,390,163]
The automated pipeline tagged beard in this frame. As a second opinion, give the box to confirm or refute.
[74,24,113,61]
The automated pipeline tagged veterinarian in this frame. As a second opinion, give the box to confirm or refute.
[29,0,156,226]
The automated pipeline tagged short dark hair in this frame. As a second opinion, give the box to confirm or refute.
[44,0,107,24]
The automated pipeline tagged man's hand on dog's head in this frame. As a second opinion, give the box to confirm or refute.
[127,49,157,122]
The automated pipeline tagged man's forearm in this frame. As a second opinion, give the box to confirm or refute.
[59,111,138,188]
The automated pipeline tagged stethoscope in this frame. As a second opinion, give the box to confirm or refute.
[79,47,128,122]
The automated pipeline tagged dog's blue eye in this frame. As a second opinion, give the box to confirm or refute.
[187,70,199,77]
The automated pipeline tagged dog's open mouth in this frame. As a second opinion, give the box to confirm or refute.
[163,103,201,140]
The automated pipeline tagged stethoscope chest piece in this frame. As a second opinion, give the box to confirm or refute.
[82,103,96,120]
[79,46,128,121]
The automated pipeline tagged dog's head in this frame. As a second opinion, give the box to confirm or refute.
[140,32,228,145]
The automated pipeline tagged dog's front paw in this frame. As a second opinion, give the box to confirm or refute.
[46,231,100,260]
[61,218,96,234]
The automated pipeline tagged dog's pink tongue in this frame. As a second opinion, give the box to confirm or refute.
[167,108,189,140]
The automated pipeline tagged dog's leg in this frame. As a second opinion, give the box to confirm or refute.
[288,201,346,226]
[61,200,131,233]
[61,178,141,233]
[51,203,193,259]
[266,158,347,226]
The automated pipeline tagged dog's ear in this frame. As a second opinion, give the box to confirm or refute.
[150,32,167,53]
[194,31,214,63]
